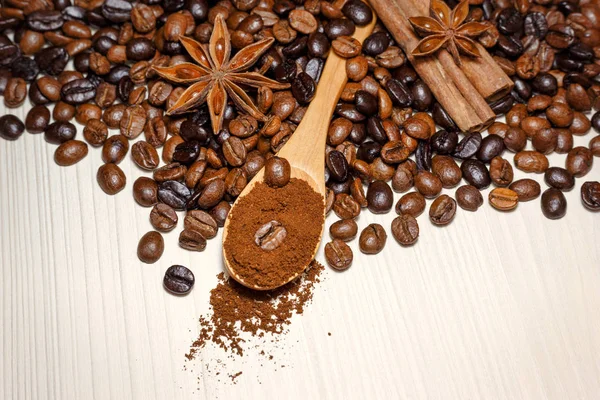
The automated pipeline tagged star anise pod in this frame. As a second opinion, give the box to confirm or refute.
[409,0,489,66]
[152,15,289,132]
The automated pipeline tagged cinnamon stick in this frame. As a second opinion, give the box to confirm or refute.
[369,0,494,133]
[408,0,513,102]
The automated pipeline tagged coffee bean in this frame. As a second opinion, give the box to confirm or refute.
[150,203,178,232]
[429,194,457,226]
[0,114,24,141]
[342,0,373,26]
[581,182,600,212]
[477,134,505,163]
[366,180,393,214]
[291,72,316,104]
[431,155,462,188]
[565,146,593,178]
[97,163,126,195]
[509,179,541,202]
[210,201,230,228]
[197,179,225,209]
[27,11,64,32]
[455,185,483,211]
[185,210,218,240]
[489,188,519,211]
[163,265,195,295]
[544,167,574,191]
[158,180,191,210]
[325,239,353,271]
[414,171,442,198]
[4,77,27,107]
[264,156,291,188]
[503,127,527,153]
[396,191,426,218]
[391,214,419,246]
[452,132,482,159]
[431,129,458,155]
[137,231,164,264]
[362,32,389,57]
[332,36,361,58]
[541,188,567,220]
[329,219,358,242]
[133,177,158,207]
[288,9,318,35]
[489,156,514,187]
[514,151,549,173]
[24,105,50,134]
[359,223,387,254]
[54,140,88,166]
[44,121,76,145]
[461,159,491,190]
[254,220,287,251]
[333,193,361,219]
[120,105,147,139]
[179,229,207,252]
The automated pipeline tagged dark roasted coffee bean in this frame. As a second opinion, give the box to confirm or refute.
[429,194,457,226]
[173,140,200,165]
[544,167,574,191]
[415,140,431,171]
[27,11,64,32]
[524,12,548,38]
[503,127,527,153]
[532,73,558,96]
[359,223,387,254]
[291,72,316,104]
[452,132,482,159]
[163,265,194,295]
[117,76,133,103]
[509,179,541,202]
[54,140,88,166]
[325,239,353,271]
[133,177,158,207]
[461,159,491,189]
[497,35,523,58]
[307,32,329,58]
[10,56,39,82]
[541,188,567,220]
[35,46,69,76]
[490,94,514,115]
[102,0,133,23]
[126,37,155,61]
[431,130,458,155]
[305,57,325,82]
[0,35,20,68]
[137,231,164,264]
[327,150,349,182]
[325,18,355,40]
[254,220,287,251]
[391,214,419,246]
[411,80,433,111]
[489,188,519,211]
[581,182,600,212]
[102,134,129,164]
[355,90,377,116]
[61,78,96,104]
[477,134,505,163]
[431,103,457,131]
[385,78,412,107]
[329,219,358,242]
[264,156,291,188]
[158,180,191,210]
[25,105,50,134]
[455,185,483,211]
[497,8,523,35]
[44,121,76,144]
[0,114,24,141]
[342,0,373,26]
[362,32,389,56]
[97,163,126,195]
[150,203,178,232]
[357,140,380,163]
[367,180,393,214]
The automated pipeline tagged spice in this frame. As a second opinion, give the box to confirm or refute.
[186,260,324,359]
[223,178,324,289]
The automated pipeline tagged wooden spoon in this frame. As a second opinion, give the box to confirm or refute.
[223,16,377,290]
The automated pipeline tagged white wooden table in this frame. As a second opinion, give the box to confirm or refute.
[2,102,600,399]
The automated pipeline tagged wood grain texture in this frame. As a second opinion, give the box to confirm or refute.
[2,101,600,399]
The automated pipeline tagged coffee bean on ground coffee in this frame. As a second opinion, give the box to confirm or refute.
[223,178,324,289]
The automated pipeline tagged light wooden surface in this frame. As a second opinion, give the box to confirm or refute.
[2,98,600,400]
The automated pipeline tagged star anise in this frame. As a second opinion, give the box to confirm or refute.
[152,15,289,132]
[409,0,489,66]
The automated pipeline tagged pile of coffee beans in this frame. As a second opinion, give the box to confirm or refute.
[0,1,598,279]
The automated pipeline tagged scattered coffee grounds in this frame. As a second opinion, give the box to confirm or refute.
[224,178,324,289]
[186,260,324,359]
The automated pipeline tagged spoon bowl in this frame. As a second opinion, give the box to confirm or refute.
[223,13,377,291]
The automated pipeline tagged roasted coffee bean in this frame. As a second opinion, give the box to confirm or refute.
[385,78,412,107]
[222,136,246,167]
[431,155,461,188]
[431,103,457,131]
[431,129,458,155]
[133,177,159,207]
[456,185,483,211]
[120,105,146,139]
[489,188,519,211]
[254,220,287,251]
[35,47,69,76]
[514,151,549,173]
[325,239,353,271]
[131,141,159,170]
[461,160,491,190]
[61,78,96,104]
[291,72,316,104]
[185,210,218,240]
[197,179,225,209]
[477,134,505,163]
[532,72,558,96]
[333,193,361,219]
[11,56,39,82]
[325,18,355,40]
[362,32,389,57]
[4,77,27,107]
[154,163,187,183]
[366,180,393,214]
[307,33,329,58]
[411,80,433,111]
[509,179,541,202]
[415,140,431,171]
[541,188,567,220]
[503,127,527,153]
[25,105,50,134]
[44,121,76,144]
[359,223,387,254]
[396,191,426,218]
[327,150,349,182]
[342,0,373,26]
[102,134,129,164]
[172,140,200,166]
[97,163,126,195]
[53,101,76,122]
[54,140,88,166]
[0,114,24,141]
[452,132,482,159]
[332,36,361,58]
[179,229,207,251]
[158,180,191,210]
[489,156,513,187]
[137,231,164,264]
[27,11,64,32]
[264,156,291,188]
[429,195,457,226]
[83,119,108,146]
[150,203,178,232]
[565,147,593,178]
[117,76,133,102]
[163,265,195,295]
[414,171,442,199]
[532,128,558,155]
[581,182,600,211]
[391,214,419,246]
[329,219,358,242]
[544,167,574,191]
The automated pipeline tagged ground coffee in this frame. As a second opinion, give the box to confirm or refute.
[223,178,324,289]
